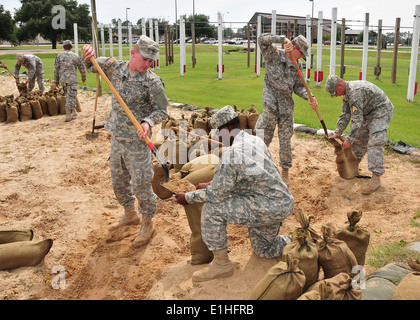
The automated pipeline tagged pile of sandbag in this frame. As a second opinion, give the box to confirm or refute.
[0,84,81,124]
[234,104,259,135]
[250,210,371,300]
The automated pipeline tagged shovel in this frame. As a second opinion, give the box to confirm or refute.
[0,60,17,79]
[89,56,170,182]
[86,75,102,140]
[290,55,342,148]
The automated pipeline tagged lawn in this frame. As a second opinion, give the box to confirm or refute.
[1,43,419,147]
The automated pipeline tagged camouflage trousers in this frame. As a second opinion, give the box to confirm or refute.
[62,83,78,111]
[351,112,393,176]
[254,102,294,169]
[109,136,157,217]
[201,196,292,258]
[28,64,45,92]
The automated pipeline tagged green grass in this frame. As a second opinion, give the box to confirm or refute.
[1,44,419,147]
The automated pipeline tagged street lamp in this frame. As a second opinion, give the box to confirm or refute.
[126,8,130,43]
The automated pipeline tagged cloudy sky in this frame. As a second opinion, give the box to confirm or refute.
[2,0,420,31]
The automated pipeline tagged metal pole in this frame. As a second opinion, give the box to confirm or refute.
[408,5,420,102]
[271,10,276,34]
[306,15,311,82]
[340,18,346,78]
[375,20,382,79]
[329,7,337,76]
[361,13,369,80]
[316,11,323,87]
[256,15,261,77]
[217,12,223,80]
[392,17,401,83]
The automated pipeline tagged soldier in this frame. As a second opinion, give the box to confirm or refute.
[325,75,394,195]
[82,35,168,248]
[54,40,86,122]
[254,34,318,185]
[14,53,45,92]
[175,105,294,282]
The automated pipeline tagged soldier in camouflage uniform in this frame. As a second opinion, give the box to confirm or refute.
[54,40,86,122]
[326,75,394,195]
[175,106,294,282]
[14,53,45,92]
[82,35,168,248]
[254,34,318,185]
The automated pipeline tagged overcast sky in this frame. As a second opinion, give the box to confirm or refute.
[2,0,420,31]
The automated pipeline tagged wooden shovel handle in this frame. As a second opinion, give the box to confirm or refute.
[170,127,223,147]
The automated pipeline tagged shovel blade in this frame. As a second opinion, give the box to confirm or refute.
[86,133,98,140]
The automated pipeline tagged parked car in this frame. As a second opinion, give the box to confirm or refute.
[204,38,217,44]
[323,40,331,45]
[227,38,244,45]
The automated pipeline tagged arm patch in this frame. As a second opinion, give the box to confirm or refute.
[104,57,116,68]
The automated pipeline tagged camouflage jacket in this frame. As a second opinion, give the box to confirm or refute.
[336,81,394,143]
[54,50,86,85]
[14,54,43,80]
[186,131,294,217]
[258,33,309,112]
[84,57,168,139]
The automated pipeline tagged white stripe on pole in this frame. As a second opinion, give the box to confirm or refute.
[128,23,132,52]
[256,15,261,77]
[306,15,311,82]
[217,12,223,80]
[100,24,105,56]
[149,19,153,39]
[118,19,122,61]
[362,13,369,80]
[316,11,323,87]
[329,7,337,76]
[73,23,78,56]
[142,18,146,35]
[408,5,420,102]
[180,15,186,77]
[271,10,276,35]
[109,24,113,57]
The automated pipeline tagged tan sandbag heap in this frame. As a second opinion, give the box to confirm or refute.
[0,83,81,124]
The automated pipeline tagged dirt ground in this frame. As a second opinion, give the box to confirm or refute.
[0,75,419,301]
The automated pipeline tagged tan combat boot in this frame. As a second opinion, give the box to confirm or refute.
[132,214,155,248]
[109,206,140,231]
[71,108,77,119]
[65,109,72,122]
[361,173,381,195]
[282,168,289,186]
[192,248,234,282]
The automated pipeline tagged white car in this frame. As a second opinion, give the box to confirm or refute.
[227,38,244,45]
[204,38,217,44]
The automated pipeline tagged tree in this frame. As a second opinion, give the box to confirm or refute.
[14,0,91,49]
[0,5,17,45]
[184,14,216,39]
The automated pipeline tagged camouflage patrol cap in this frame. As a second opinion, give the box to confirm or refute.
[63,40,72,46]
[136,35,159,60]
[326,75,339,97]
[292,35,309,57]
[210,105,238,129]
[16,54,23,63]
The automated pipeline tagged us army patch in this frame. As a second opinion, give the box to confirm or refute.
[104,57,115,68]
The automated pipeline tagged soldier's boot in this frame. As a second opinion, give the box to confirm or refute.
[192,249,234,282]
[282,168,289,186]
[132,214,155,248]
[65,110,72,122]
[361,173,381,195]
[71,108,77,119]
[109,206,140,231]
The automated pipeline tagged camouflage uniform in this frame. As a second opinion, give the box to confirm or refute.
[83,37,168,218]
[254,34,310,169]
[186,106,294,259]
[54,43,86,111]
[329,78,394,176]
[14,54,45,91]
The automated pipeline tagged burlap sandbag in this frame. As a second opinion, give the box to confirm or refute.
[151,161,173,200]
[282,228,319,292]
[6,103,19,123]
[336,210,370,266]
[0,100,7,122]
[0,239,53,270]
[75,97,81,112]
[234,105,248,130]
[292,210,322,243]
[0,227,33,244]
[180,154,219,178]
[392,258,420,300]
[297,280,335,300]
[318,223,358,279]
[47,96,58,116]
[56,94,66,115]
[19,101,32,121]
[334,145,359,179]
[193,118,209,134]
[38,95,48,116]
[308,272,362,300]
[30,99,43,119]
[250,254,306,300]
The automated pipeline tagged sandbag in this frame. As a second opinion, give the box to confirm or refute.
[0,227,33,244]
[317,223,358,279]
[250,254,306,300]
[334,144,358,180]
[246,105,259,134]
[6,102,19,123]
[392,259,420,300]
[30,99,43,119]
[0,239,53,270]
[308,272,361,300]
[56,94,66,115]
[17,82,28,95]
[47,96,58,116]
[180,154,219,178]
[38,95,48,116]
[19,101,32,121]
[193,118,209,134]
[336,210,370,266]
[234,105,248,130]
[292,210,322,243]
[75,97,81,112]
[297,280,335,300]
[182,165,217,186]
[0,100,7,122]
[151,161,173,200]
[282,228,319,292]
